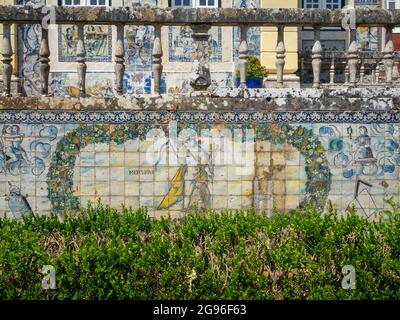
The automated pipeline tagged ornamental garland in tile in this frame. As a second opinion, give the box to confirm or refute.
[256,123,331,211]
[47,123,331,213]
[47,124,149,213]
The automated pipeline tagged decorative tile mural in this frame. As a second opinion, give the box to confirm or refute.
[17,0,44,96]
[232,0,260,60]
[125,25,154,72]
[168,26,222,63]
[58,25,112,62]
[51,72,114,97]
[0,111,398,220]
[356,27,379,51]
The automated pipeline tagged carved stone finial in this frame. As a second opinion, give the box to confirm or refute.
[190,24,211,91]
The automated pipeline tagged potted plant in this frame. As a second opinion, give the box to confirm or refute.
[235,56,268,88]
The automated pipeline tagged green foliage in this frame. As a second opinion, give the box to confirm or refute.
[235,56,268,79]
[1,204,400,299]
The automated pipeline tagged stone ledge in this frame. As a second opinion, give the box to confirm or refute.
[0,6,400,27]
[0,88,399,112]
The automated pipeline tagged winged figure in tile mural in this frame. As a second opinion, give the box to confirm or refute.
[154,130,213,211]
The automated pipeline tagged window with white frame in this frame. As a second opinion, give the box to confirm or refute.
[303,0,342,9]
[170,0,218,7]
[61,0,110,6]
[387,0,400,33]
[387,0,400,9]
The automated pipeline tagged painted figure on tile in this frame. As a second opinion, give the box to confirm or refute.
[1,125,30,175]
[59,25,111,62]
[158,164,187,210]
[64,26,77,55]
[169,26,222,62]
[186,164,213,211]
[355,126,375,163]
[239,0,257,8]
[170,26,192,61]
[156,128,213,211]
[0,125,51,177]
[125,25,153,65]
[6,182,33,219]
[86,26,108,56]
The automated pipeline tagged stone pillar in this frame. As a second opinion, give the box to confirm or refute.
[346,15,358,86]
[312,26,322,88]
[114,24,125,95]
[2,23,13,97]
[238,25,249,88]
[375,61,381,84]
[76,24,86,97]
[329,54,336,85]
[39,28,50,96]
[190,24,211,91]
[383,26,394,85]
[152,24,163,95]
[275,25,286,87]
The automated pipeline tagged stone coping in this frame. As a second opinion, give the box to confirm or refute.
[0,6,399,27]
[0,88,400,111]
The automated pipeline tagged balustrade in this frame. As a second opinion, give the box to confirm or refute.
[1,6,400,97]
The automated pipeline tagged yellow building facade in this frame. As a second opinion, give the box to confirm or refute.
[261,0,299,86]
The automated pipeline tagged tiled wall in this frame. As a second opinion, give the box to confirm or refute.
[0,111,398,219]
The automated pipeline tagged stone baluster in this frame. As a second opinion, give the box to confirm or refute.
[383,26,394,85]
[344,64,349,84]
[39,28,50,96]
[276,25,286,86]
[76,24,86,96]
[393,60,399,81]
[114,24,125,95]
[190,24,211,91]
[311,26,322,88]
[2,23,13,97]
[359,59,365,84]
[238,25,249,88]
[375,61,381,84]
[152,25,163,95]
[300,56,306,84]
[329,53,335,85]
[347,40,359,85]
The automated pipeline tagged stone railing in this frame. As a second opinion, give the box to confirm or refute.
[299,51,400,86]
[1,5,400,97]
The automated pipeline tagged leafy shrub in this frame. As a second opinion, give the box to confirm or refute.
[235,56,268,79]
[0,204,400,299]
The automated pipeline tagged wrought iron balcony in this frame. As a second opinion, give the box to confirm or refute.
[1,5,400,101]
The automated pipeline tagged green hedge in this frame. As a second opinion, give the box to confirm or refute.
[0,202,400,300]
